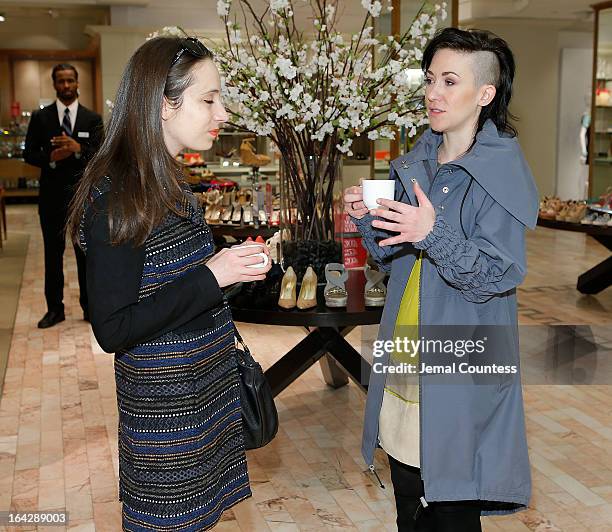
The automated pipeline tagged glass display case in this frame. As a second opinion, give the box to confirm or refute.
[0,112,40,196]
[590,2,612,199]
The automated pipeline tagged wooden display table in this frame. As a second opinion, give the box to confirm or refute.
[230,269,382,396]
[537,216,612,294]
[210,223,277,240]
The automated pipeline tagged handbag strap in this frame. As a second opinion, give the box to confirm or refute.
[233,322,247,350]
[233,322,258,367]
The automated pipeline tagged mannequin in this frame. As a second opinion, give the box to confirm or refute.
[578,91,591,199]
[579,111,590,165]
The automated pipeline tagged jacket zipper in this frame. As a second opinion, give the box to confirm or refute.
[368,161,443,494]
[368,463,385,489]
[418,161,441,490]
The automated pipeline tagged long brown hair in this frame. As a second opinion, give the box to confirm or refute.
[67,36,213,247]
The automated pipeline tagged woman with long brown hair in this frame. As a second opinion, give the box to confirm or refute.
[67,36,271,531]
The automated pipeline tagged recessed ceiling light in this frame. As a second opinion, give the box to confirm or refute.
[0,14,6,22]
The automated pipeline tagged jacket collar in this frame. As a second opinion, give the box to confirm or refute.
[391,119,539,229]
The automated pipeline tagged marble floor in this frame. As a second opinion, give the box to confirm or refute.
[0,204,611,532]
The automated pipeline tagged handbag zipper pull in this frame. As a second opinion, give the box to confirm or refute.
[368,464,385,489]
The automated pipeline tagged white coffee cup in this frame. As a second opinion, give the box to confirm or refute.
[362,179,395,210]
[230,243,269,268]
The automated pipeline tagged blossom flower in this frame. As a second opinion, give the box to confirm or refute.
[217,0,231,17]
[270,0,289,12]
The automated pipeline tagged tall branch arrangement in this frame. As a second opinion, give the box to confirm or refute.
[204,1,445,239]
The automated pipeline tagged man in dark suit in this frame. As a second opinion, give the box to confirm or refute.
[24,63,103,328]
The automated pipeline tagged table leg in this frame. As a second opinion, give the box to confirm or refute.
[577,235,612,294]
[263,326,371,396]
[319,327,370,392]
[319,354,349,389]
[264,328,329,396]
[577,255,612,294]
[317,326,354,389]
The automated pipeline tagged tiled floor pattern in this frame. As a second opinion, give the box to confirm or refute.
[0,204,611,531]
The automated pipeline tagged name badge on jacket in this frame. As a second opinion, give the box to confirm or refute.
[77,131,90,138]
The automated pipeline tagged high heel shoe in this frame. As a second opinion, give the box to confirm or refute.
[240,138,271,167]
[221,205,233,222]
[324,263,348,307]
[243,206,254,225]
[208,198,222,224]
[221,190,231,207]
[297,266,317,310]
[204,189,220,223]
[231,203,242,224]
[265,231,281,263]
[238,188,253,206]
[278,266,297,309]
[364,264,386,307]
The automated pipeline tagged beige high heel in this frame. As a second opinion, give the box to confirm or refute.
[240,138,271,167]
[278,266,297,309]
[297,266,317,310]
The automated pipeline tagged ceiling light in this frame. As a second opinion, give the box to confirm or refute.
[0,14,6,22]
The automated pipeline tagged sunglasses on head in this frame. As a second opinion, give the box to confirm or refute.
[171,37,210,67]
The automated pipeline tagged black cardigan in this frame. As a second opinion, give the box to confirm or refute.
[84,194,224,353]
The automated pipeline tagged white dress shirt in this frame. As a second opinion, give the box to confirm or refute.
[56,99,79,132]
[49,99,80,168]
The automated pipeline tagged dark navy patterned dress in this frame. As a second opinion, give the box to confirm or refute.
[81,180,251,531]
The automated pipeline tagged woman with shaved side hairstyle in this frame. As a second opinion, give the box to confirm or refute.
[345,28,537,531]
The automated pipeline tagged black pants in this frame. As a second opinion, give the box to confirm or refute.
[39,204,87,314]
[388,455,482,532]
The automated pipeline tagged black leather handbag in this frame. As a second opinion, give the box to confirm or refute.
[233,325,278,449]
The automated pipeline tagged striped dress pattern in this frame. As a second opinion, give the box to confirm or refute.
[83,182,251,531]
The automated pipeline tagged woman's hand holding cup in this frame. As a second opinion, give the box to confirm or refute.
[206,242,272,288]
[343,180,369,220]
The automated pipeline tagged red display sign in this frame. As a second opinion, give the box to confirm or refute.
[10,101,21,118]
[342,236,368,269]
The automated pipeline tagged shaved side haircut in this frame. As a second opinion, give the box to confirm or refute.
[471,50,500,89]
[421,28,517,138]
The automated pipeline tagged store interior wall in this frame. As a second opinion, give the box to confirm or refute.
[109,0,371,35]
[465,19,592,197]
[0,6,108,123]
[0,11,106,50]
[556,46,591,201]
[13,59,94,112]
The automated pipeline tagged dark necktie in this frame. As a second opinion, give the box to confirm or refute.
[62,108,72,136]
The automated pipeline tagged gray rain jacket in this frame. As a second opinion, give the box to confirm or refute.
[353,119,538,514]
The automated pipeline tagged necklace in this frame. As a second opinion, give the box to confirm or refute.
[438,124,478,164]
[438,144,471,164]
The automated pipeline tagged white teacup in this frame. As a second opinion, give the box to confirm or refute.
[362,179,395,210]
[230,243,269,268]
